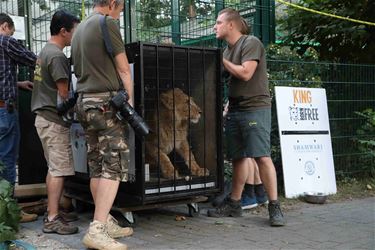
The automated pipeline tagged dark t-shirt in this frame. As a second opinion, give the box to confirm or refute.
[31,42,70,127]
[71,13,125,93]
[223,35,271,111]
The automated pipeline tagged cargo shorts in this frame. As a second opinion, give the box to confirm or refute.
[76,92,130,182]
[225,108,271,160]
[35,115,75,177]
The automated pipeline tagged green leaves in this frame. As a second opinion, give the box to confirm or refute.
[0,179,13,198]
[279,0,375,63]
[354,109,375,176]
[0,171,21,242]
[0,223,16,242]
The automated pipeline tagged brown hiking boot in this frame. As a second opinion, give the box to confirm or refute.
[20,210,38,223]
[59,210,79,222]
[268,200,286,227]
[82,221,128,250]
[107,214,133,238]
[43,214,79,235]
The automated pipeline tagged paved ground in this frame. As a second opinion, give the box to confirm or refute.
[17,197,374,250]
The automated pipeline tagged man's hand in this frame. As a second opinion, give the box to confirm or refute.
[222,58,258,82]
[222,58,231,70]
[223,101,229,117]
[17,81,33,91]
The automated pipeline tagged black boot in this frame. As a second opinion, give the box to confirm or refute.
[207,196,242,218]
[268,200,286,226]
[211,180,232,207]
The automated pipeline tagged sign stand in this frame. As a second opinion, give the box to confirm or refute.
[275,87,336,198]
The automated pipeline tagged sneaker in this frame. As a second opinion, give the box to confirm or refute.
[43,215,79,235]
[20,210,38,223]
[256,194,269,205]
[59,210,79,222]
[207,197,242,217]
[82,220,128,250]
[241,194,258,210]
[268,201,286,227]
[254,184,269,205]
[107,214,133,238]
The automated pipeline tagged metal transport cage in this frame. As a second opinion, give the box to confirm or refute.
[64,42,223,222]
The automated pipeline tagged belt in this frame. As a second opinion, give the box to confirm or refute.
[0,100,6,108]
[80,91,118,98]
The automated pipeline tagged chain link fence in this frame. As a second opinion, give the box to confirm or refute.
[268,60,375,177]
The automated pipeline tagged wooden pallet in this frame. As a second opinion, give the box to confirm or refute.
[14,183,46,198]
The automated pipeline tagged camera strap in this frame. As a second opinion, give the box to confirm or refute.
[99,15,123,90]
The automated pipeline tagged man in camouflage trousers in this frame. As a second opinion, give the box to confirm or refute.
[71,0,134,249]
[76,93,130,181]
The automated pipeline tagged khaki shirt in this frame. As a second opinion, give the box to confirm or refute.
[224,35,271,111]
[71,13,125,93]
[31,42,70,127]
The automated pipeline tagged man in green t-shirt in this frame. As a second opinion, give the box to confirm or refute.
[31,10,80,234]
[71,1,133,249]
[208,8,285,227]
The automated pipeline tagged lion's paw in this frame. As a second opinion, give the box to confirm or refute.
[192,168,210,177]
[163,170,180,180]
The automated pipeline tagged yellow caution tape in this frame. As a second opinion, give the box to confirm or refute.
[81,0,85,20]
[276,0,375,26]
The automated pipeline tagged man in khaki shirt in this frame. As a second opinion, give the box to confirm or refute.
[31,10,80,235]
[208,8,285,227]
[72,1,134,249]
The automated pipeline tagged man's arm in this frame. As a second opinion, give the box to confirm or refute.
[106,17,133,106]
[5,37,36,67]
[223,58,258,82]
[114,52,133,106]
[56,79,69,100]
[17,81,33,91]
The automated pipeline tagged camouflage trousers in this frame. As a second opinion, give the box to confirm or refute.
[76,92,130,182]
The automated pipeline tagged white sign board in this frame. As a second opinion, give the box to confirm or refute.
[10,15,26,40]
[275,86,336,198]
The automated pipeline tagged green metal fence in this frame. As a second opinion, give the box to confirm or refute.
[268,60,375,177]
[1,0,275,52]
[134,0,275,47]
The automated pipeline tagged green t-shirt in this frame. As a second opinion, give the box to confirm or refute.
[71,13,125,93]
[223,35,271,111]
[31,42,70,127]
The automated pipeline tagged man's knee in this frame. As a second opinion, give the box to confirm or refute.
[232,158,248,167]
[255,156,273,167]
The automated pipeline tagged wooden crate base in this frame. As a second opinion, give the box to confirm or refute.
[14,183,46,198]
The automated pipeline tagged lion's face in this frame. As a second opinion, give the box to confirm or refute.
[160,88,202,123]
[289,107,299,121]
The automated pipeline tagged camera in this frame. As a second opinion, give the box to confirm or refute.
[110,90,150,137]
[56,93,78,116]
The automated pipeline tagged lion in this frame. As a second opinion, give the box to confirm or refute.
[145,88,210,179]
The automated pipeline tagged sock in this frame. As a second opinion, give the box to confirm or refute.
[255,184,266,197]
[243,184,255,197]
[227,196,241,204]
[47,214,57,222]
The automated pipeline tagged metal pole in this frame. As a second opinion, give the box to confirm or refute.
[171,0,181,45]
[254,0,262,40]
[215,0,224,47]
[270,0,276,43]
[124,0,136,43]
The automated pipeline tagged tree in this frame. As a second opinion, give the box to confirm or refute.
[279,0,375,63]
